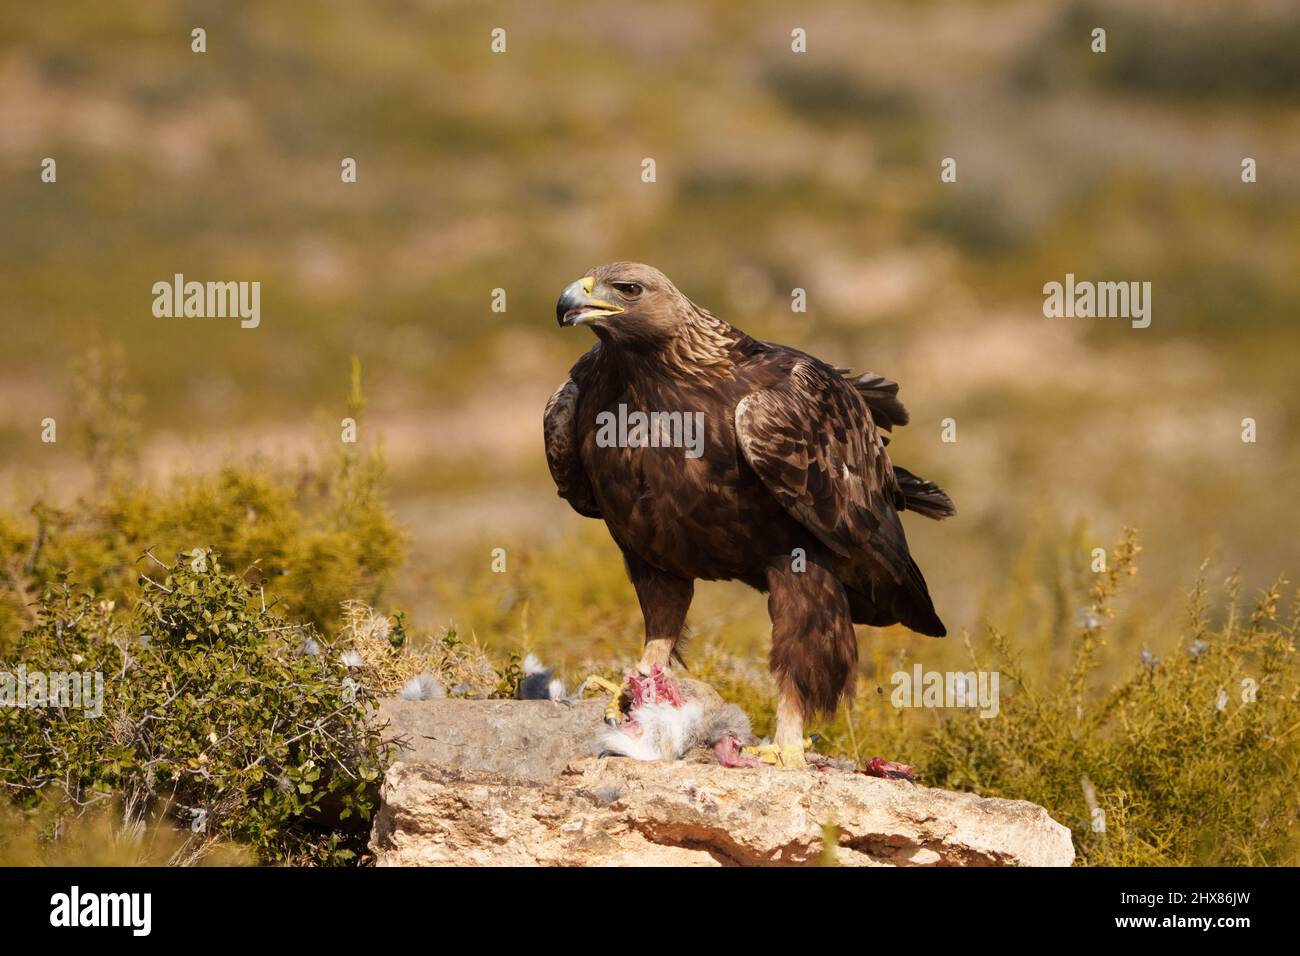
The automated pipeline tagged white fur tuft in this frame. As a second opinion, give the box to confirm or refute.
[599,701,703,761]
[400,672,446,701]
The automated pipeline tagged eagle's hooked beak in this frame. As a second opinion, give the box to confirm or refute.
[557,276,625,327]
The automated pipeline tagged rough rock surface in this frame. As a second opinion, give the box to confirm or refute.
[376,696,608,784]
[371,694,1075,867]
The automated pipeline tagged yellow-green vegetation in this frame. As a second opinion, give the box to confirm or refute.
[923,533,1300,866]
[335,600,503,699]
[0,358,507,864]
[3,552,387,864]
[0,352,405,652]
[0,458,404,648]
[0,799,251,867]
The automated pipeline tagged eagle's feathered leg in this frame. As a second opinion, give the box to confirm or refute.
[750,554,858,769]
[573,555,693,726]
[624,551,694,675]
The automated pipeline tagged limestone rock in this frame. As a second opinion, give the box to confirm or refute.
[375,696,607,785]
[370,693,1075,867]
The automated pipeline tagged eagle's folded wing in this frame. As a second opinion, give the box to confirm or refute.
[735,358,940,607]
[842,370,910,432]
[543,377,602,518]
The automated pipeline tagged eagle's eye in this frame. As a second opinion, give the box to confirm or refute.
[612,281,644,300]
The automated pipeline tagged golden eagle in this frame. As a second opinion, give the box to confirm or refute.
[544,262,953,767]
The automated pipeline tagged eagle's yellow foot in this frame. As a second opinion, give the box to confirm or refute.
[742,738,814,769]
[579,675,627,723]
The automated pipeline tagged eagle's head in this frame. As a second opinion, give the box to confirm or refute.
[556,262,694,349]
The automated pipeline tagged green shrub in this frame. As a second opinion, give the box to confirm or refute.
[1,550,388,865]
[0,355,405,656]
[920,532,1300,865]
[0,455,406,647]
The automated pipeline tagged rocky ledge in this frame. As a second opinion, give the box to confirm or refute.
[369,693,1074,867]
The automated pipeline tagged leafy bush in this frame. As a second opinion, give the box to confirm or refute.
[923,533,1300,865]
[0,455,406,649]
[0,352,530,864]
[1,550,388,865]
[0,355,405,655]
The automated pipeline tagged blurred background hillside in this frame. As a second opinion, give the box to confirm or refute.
[1,0,1297,684]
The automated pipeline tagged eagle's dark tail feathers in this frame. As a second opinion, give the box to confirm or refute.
[845,371,910,430]
[894,556,947,637]
[844,370,955,521]
[894,466,956,520]
[847,554,947,638]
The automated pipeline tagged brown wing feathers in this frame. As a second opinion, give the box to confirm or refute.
[543,376,601,518]
[737,358,947,637]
